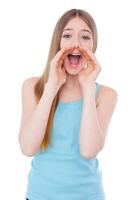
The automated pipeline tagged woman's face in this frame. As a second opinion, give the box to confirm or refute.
[60,17,93,74]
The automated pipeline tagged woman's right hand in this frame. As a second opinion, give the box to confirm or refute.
[45,46,75,94]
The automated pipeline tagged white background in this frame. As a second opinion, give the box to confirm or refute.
[0,0,132,199]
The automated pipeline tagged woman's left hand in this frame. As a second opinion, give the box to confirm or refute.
[77,47,102,89]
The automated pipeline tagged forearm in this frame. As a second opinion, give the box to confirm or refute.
[79,83,103,158]
[19,86,56,155]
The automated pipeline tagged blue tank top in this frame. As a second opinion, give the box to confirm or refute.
[26,82,105,200]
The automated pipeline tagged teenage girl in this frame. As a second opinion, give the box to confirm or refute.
[19,8,118,200]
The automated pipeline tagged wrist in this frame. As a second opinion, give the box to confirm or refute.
[82,82,96,96]
[43,83,57,98]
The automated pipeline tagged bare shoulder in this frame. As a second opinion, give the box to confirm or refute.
[21,76,41,107]
[97,83,118,106]
[22,76,40,89]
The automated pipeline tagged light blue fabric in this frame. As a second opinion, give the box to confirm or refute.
[26,82,105,200]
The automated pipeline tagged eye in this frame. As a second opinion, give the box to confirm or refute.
[82,36,90,40]
[62,34,72,38]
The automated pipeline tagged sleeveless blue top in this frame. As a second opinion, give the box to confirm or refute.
[26,82,105,200]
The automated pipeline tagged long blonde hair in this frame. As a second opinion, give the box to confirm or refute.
[34,8,98,152]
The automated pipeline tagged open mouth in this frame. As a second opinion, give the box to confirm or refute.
[67,53,82,66]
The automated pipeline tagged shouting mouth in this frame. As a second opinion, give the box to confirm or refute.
[67,53,83,68]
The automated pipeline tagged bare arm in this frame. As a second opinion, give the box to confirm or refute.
[79,83,118,159]
[18,77,56,156]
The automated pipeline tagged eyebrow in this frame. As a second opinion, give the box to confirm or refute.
[63,28,92,34]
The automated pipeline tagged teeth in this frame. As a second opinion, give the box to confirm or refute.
[70,53,81,56]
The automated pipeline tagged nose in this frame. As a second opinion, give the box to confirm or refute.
[72,37,81,48]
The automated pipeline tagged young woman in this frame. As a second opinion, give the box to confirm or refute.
[18,8,118,200]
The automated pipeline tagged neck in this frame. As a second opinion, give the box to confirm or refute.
[62,74,81,90]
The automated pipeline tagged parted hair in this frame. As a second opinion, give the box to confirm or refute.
[34,8,98,152]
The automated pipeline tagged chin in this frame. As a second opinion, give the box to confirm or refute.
[64,65,83,75]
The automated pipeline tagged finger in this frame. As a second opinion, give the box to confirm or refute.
[79,47,95,60]
[57,47,75,61]
[86,63,94,74]
[78,47,97,65]
[56,47,75,66]
[58,47,78,67]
